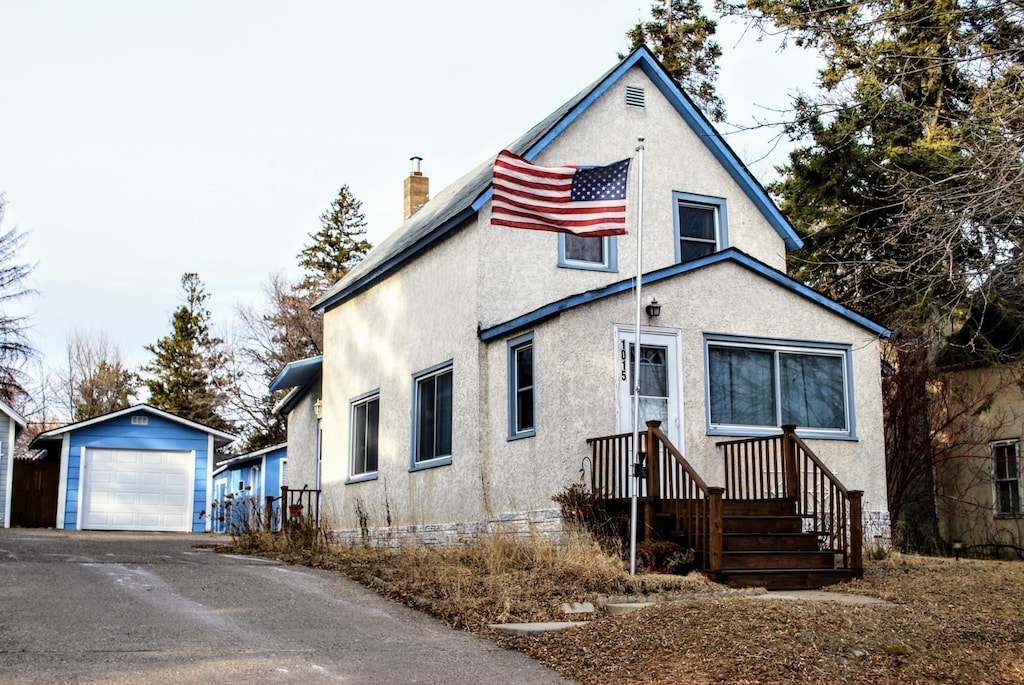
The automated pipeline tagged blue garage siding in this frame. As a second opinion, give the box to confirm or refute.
[63,413,215,532]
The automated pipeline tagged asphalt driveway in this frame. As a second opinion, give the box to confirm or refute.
[0,528,571,684]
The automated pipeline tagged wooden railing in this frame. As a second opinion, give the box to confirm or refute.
[717,425,863,572]
[588,420,723,573]
[269,486,322,531]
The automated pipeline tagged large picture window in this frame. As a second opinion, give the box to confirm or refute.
[674,192,727,264]
[412,362,453,468]
[993,440,1022,517]
[349,392,379,480]
[706,336,852,437]
[507,333,535,439]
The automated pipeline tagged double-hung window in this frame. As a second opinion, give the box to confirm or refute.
[349,391,379,481]
[508,333,536,439]
[674,192,727,263]
[706,335,853,438]
[412,362,453,469]
[992,440,1022,517]
[558,234,617,272]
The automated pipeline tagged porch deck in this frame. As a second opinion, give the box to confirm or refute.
[587,423,863,590]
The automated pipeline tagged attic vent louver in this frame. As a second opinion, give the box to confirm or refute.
[625,86,645,108]
[131,415,148,426]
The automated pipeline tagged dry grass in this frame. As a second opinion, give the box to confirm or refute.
[231,532,1024,684]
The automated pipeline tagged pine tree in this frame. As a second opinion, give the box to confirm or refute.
[142,273,232,431]
[722,0,1024,335]
[297,185,372,297]
[0,195,35,405]
[626,0,726,122]
[723,0,1024,550]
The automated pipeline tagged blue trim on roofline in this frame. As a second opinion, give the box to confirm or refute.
[478,249,889,343]
[313,207,477,313]
[471,48,802,252]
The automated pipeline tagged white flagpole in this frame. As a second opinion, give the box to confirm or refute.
[629,137,645,576]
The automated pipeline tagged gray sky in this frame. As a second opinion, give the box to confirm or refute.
[0,1,816,380]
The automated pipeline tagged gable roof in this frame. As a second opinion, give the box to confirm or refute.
[0,398,27,432]
[478,248,890,343]
[213,442,287,475]
[313,47,802,314]
[28,403,236,450]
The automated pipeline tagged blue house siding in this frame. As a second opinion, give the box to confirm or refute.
[0,414,10,526]
[211,445,287,532]
[61,413,217,532]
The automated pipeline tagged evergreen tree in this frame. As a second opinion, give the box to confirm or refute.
[722,0,1024,550]
[627,0,726,122]
[0,195,35,405]
[721,0,1024,335]
[297,185,372,297]
[142,273,232,431]
[228,184,372,451]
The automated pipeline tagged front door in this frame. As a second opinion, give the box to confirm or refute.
[616,328,681,446]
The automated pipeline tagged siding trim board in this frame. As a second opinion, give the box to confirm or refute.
[478,249,890,343]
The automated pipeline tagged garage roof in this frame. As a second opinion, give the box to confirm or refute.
[29,403,236,450]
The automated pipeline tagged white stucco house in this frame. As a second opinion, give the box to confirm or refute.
[298,47,890,585]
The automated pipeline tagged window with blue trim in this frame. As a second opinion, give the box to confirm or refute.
[412,363,453,467]
[558,234,617,272]
[674,192,727,263]
[706,336,852,437]
[507,333,535,440]
[350,392,379,478]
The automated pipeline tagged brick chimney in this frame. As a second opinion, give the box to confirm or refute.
[403,156,429,219]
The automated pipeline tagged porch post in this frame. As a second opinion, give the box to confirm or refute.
[708,486,724,573]
[849,490,864,572]
[645,420,661,502]
[781,424,799,500]
[281,485,289,527]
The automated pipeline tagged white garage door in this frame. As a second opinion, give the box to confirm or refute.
[81,449,194,532]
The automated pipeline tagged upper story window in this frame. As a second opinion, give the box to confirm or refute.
[411,361,453,470]
[507,333,536,440]
[558,234,618,272]
[992,439,1022,517]
[674,192,728,263]
[705,334,854,439]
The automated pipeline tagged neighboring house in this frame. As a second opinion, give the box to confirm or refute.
[211,443,287,533]
[934,283,1024,554]
[305,47,891,575]
[27,405,235,532]
[0,399,28,527]
[270,355,323,499]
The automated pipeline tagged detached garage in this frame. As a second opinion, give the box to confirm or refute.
[28,405,235,532]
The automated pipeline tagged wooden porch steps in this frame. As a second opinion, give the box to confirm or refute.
[653,497,856,591]
[718,498,851,590]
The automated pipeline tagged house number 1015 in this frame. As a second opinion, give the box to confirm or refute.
[620,340,628,381]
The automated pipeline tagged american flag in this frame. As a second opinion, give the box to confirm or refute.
[491,150,631,236]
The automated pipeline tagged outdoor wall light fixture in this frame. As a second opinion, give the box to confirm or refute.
[313,398,323,420]
[645,298,661,317]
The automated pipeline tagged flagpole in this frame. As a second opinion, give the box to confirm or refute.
[629,137,645,576]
